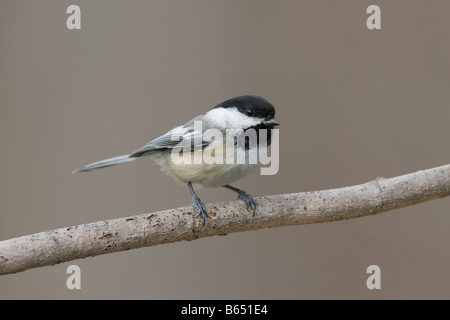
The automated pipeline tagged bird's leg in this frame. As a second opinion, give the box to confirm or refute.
[188,182,208,224]
[224,185,256,216]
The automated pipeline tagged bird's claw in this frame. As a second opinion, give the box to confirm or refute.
[237,191,257,216]
[192,195,208,224]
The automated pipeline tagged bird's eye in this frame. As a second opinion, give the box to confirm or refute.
[246,109,254,116]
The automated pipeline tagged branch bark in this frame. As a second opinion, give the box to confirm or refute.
[1,164,449,276]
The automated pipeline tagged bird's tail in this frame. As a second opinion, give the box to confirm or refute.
[73,154,136,173]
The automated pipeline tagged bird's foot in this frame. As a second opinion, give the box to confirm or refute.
[236,190,257,216]
[192,195,208,224]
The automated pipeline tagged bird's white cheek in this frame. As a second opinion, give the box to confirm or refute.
[203,108,262,129]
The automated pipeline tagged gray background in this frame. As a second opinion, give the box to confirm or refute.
[1,1,449,299]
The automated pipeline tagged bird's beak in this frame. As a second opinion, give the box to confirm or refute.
[263,118,280,126]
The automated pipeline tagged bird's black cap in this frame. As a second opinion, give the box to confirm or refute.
[213,95,276,119]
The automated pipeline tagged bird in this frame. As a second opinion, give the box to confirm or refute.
[74,95,280,223]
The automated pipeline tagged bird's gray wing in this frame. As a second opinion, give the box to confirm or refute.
[129,120,211,158]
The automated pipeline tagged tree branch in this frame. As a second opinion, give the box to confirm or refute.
[1,164,449,276]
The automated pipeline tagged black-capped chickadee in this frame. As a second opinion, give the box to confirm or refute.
[74,95,280,223]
